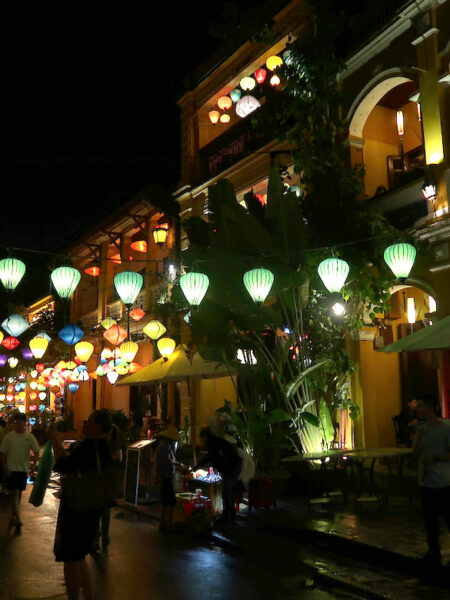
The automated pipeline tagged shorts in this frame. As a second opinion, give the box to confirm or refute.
[6,471,28,492]
[160,477,176,507]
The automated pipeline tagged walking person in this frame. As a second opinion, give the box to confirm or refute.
[48,409,114,600]
[413,396,450,566]
[193,427,242,524]
[0,413,40,531]
[154,427,182,532]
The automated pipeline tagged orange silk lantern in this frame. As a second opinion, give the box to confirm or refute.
[217,96,232,111]
[128,362,143,373]
[103,325,127,346]
[129,307,145,321]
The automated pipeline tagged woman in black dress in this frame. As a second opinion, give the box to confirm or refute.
[48,410,113,600]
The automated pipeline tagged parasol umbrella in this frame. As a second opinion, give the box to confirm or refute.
[379,315,450,352]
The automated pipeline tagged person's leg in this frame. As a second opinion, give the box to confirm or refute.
[438,486,450,532]
[10,490,22,525]
[420,487,441,557]
[101,508,111,545]
[64,561,81,600]
[78,558,94,600]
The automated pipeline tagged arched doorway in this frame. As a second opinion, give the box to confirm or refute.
[348,75,424,200]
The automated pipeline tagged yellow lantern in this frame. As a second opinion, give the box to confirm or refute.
[143,320,166,340]
[120,341,138,363]
[75,341,94,363]
[217,96,232,111]
[240,76,256,92]
[208,110,220,125]
[152,223,169,246]
[266,55,282,71]
[29,336,49,359]
[0,331,3,345]
[115,364,129,375]
[157,337,176,359]
[65,361,77,370]
[101,317,117,330]
[220,113,230,124]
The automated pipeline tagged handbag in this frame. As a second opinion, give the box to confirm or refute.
[63,442,116,512]
[29,441,55,507]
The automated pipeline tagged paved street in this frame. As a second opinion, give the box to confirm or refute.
[1,484,449,600]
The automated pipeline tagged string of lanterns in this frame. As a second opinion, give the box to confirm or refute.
[209,52,285,125]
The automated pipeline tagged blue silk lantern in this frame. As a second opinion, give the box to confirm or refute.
[2,314,29,337]
[39,404,46,412]
[29,417,36,426]
[68,383,79,394]
[58,324,84,345]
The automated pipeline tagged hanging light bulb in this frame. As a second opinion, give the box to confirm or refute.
[8,357,18,368]
[157,337,176,359]
[143,320,166,340]
[179,272,209,306]
[384,243,416,281]
[318,258,350,293]
[332,302,346,316]
[75,341,94,363]
[266,55,283,71]
[2,314,29,337]
[114,271,143,307]
[243,268,274,304]
[120,341,138,363]
[51,266,81,300]
[407,298,416,324]
[107,371,119,385]
[208,110,220,125]
[0,257,26,292]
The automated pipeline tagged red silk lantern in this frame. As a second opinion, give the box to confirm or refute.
[36,364,45,373]
[130,307,145,321]
[2,337,20,350]
[255,68,267,85]
[29,404,37,412]
[103,325,127,346]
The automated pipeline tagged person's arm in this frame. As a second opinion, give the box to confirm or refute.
[0,451,10,477]
[29,434,41,472]
[47,423,66,462]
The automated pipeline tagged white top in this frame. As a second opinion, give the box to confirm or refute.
[0,431,40,473]
[415,421,450,488]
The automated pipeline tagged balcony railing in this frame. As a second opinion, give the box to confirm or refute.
[199,106,272,180]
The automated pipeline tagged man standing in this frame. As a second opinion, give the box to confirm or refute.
[0,413,40,530]
[413,396,450,566]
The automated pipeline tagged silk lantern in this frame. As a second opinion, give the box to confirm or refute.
[68,383,79,394]
[266,55,282,71]
[318,258,350,293]
[0,257,26,291]
[8,357,18,368]
[143,320,166,340]
[157,337,176,358]
[230,88,242,103]
[243,268,274,304]
[2,314,29,337]
[179,272,209,306]
[254,68,267,85]
[120,341,138,363]
[51,266,81,300]
[2,337,20,350]
[103,325,127,346]
[240,76,256,92]
[235,95,260,118]
[58,324,84,345]
[75,341,94,363]
[107,371,119,385]
[130,307,145,321]
[0,354,7,367]
[384,243,416,281]
[114,271,143,307]
[101,317,117,329]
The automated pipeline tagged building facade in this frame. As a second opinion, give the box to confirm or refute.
[174,0,450,448]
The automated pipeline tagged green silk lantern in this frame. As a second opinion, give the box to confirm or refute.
[318,258,350,293]
[243,268,274,304]
[384,243,416,280]
[51,266,81,300]
[0,258,26,291]
[114,271,143,307]
[179,272,209,306]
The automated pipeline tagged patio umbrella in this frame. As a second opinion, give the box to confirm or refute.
[379,315,450,352]
[117,345,234,386]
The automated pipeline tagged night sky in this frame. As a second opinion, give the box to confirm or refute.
[1,4,229,305]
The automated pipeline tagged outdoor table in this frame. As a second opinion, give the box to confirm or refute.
[342,447,412,507]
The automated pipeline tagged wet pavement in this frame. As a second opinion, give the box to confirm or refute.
[1,483,449,600]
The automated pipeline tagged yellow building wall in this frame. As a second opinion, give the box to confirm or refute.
[193,376,237,443]
[358,336,401,448]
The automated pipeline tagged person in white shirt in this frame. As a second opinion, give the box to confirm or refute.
[0,413,40,530]
[413,396,450,565]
